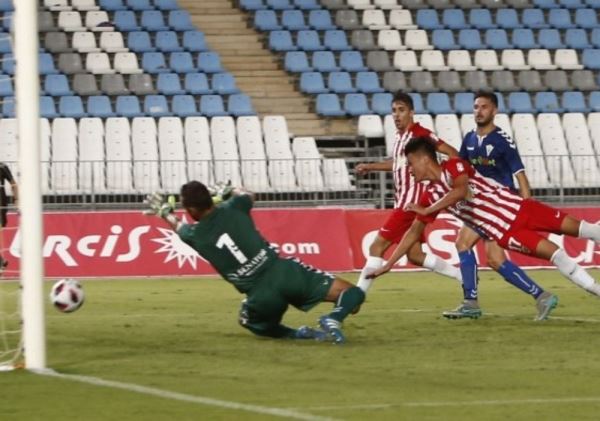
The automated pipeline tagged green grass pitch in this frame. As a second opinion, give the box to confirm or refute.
[2,270,600,420]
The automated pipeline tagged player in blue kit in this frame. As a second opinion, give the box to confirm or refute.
[444,91,558,320]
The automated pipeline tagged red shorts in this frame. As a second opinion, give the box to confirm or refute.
[379,208,425,244]
[498,199,567,255]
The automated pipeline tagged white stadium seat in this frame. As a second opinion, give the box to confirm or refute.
[554,49,583,70]
[45,0,70,11]
[113,52,142,74]
[527,49,557,70]
[421,50,449,71]
[500,50,530,71]
[562,113,600,186]
[357,114,384,138]
[434,114,462,150]
[413,114,434,132]
[85,11,113,31]
[105,117,133,193]
[268,160,298,192]
[474,50,503,71]
[588,113,600,155]
[131,117,161,192]
[86,52,115,74]
[362,9,389,30]
[323,158,354,190]
[158,117,187,194]
[263,115,294,160]
[377,30,404,51]
[292,137,321,159]
[51,118,79,194]
[0,118,17,163]
[393,50,422,71]
[460,113,475,136]
[511,113,552,189]
[293,137,324,191]
[536,113,577,187]
[78,117,106,193]
[389,10,417,30]
[72,31,101,53]
[383,114,396,156]
[100,32,127,53]
[72,0,100,11]
[211,116,242,186]
[447,50,476,71]
[58,11,86,32]
[184,117,214,185]
[236,116,270,192]
[404,30,433,50]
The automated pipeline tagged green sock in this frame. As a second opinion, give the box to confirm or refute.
[328,287,365,323]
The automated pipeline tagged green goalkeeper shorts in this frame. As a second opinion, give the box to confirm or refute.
[238,257,334,335]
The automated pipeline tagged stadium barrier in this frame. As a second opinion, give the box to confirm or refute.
[2,207,600,277]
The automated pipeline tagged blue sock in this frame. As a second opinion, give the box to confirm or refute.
[459,250,478,300]
[497,260,543,299]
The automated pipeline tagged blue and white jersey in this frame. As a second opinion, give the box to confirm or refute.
[459,126,524,190]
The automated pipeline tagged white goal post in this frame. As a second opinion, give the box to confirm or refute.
[15,0,46,370]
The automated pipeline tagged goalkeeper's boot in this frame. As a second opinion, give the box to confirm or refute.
[442,300,482,319]
[318,316,346,344]
[294,325,328,341]
[534,291,558,321]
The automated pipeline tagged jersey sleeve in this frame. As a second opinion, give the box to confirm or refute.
[498,133,525,175]
[445,157,471,179]
[416,124,446,148]
[458,137,468,160]
[227,194,253,214]
[414,189,439,224]
[177,223,194,245]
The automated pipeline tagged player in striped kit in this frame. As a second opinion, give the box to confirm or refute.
[354,91,462,293]
[367,137,600,308]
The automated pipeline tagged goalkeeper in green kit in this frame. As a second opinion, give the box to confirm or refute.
[145,181,364,344]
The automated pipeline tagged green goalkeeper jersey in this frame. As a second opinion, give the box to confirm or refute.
[177,194,278,293]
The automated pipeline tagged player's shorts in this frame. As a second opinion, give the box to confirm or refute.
[498,199,567,255]
[379,208,425,243]
[238,257,334,336]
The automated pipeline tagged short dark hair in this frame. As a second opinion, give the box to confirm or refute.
[392,91,414,110]
[474,90,498,108]
[404,137,437,161]
[181,181,213,211]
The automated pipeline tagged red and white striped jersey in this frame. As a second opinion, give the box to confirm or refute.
[392,122,445,208]
[417,158,524,242]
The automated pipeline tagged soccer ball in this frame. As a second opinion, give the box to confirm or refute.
[50,279,85,313]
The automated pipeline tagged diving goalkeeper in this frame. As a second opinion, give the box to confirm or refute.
[144,181,364,344]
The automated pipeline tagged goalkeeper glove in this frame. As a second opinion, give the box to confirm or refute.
[209,181,234,204]
[144,192,175,218]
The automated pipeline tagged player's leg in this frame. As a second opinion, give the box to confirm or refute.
[319,277,366,344]
[0,210,7,269]
[407,242,462,283]
[356,233,390,292]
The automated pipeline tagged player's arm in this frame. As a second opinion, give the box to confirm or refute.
[514,171,531,199]
[367,220,427,278]
[501,134,531,199]
[355,159,393,175]
[435,141,459,158]
[144,193,183,231]
[406,173,469,216]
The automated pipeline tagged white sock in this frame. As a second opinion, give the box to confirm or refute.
[357,256,384,293]
[423,254,463,283]
[551,248,599,295]
[579,221,600,243]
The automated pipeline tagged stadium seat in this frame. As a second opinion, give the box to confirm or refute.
[366,50,394,71]
[126,0,152,10]
[527,49,556,70]
[560,0,584,7]
[155,0,180,9]
[570,70,598,91]
[312,50,340,72]
[382,71,408,92]
[501,49,531,70]
[239,0,267,9]
[58,11,86,32]
[115,95,143,117]
[454,92,475,114]
[508,92,534,113]
[128,73,156,95]
[59,95,87,118]
[73,31,100,53]
[538,29,566,49]
[356,71,384,93]
[308,10,335,30]
[51,118,79,194]
[464,70,490,91]
[85,11,112,32]
[182,31,208,52]
[371,92,393,115]
[197,52,224,73]
[344,93,370,116]
[357,114,384,139]
[297,30,324,51]
[512,28,539,49]
[211,72,240,95]
[421,50,448,71]
[410,71,436,92]
[404,29,433,50]
[40,53,59,75]
[565,29,592,50]
[339,51,367,72]
[184,116,214,185]
[316,93,345,116]
[114,10,141,31]
[104,117,133,192]
[543,70,570,91]
[574,8,598,29]
[377,29,404,51]
[86,95,115,117]
[590,92,600,111]
[73,73,101,96]
[141,10,169,31]
[168,10,195,31]
[300,72,328,94]
[491,70,519,92]
[496,9,522,29]
[323,30,351,51]
[285,51,311,72]
[469,9,495,29]
[363,9,389,29]
[131,117,161,192]
[157,73,184,95]
[459,29,485,50]
[437,71,463,92]
[200,95,227,117]
[254,10,281,30]
[295,0,321,9]
[44,74,73,96]
[267,0,294,9]
[474,50,503,71]
[434,114,462,149]
[408,92,426,114]
[323,158,353,191]
[184,73,212,94]
[169,52,196,73]
[86,52,115,74]
[485,29,512,50]
[534,92,563,113]
[336,9,362,30]
[228,93,256,116]
[156,31,183,52]
[522,8,548,29]
[447,50,476,70]
[393,50,423,71]
[282,10,309,30]
[389,9,417,30]
[328,71,356,93]
[269,31,295,51]
[128,31,155,53]
[518,70,545,91]
[172,94,200,117]
[78,117,106,194]
[100,0,127,10]
[101,73,129,95]
[56,53,82,75]
[548,9,575,29]
[581,49,600,69]
[416,10,443,30]
[114,52,142,74]
[426,92,453,114]
[157,117,187,193]
[100,32,127,53]
[351,29,377,50]
[442,9,468,30]
[44,32,71,54]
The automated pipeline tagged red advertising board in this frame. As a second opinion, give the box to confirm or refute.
[1,207,599,277]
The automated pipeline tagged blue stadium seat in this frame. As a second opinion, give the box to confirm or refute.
[1,53,14,75]
[323,30,351,51]
[574,8,598,28]
[512,28,539,49]
[416,10,443,30]
[442,9,468,30]
[144,94,171,117]
[40,53,58,75]
[297,30,324,51]
[269,30,296,51]
[99,0,127,10]
[267,0,294,9]
[316,93,344,116]
[589,91,600,111]
[116,95,143,117]
[426,92,453,115]
[141,11,169,31]
[344,93,370,116]
[285,51,312,72]
[308,10,335,30]
[228,93,256,116]
[533,0,559,8]
[432,29,460,50]
[126,0,152,10]
[282,10,309,30]
[156,31,183,52]
[1,95,14,117]
[561,91,587,112]
[0,32,11,53]
[128,31,155,52]
[565,29,592,49]
[559,0,585,7]
[184,73,212,94]
[454,92,475,114]
[592,29,600,48]
[339,50,367,72]
[172,95,200,117]
[508,92,534,113]
[44,74,73,96]
[0,0,12,11]
[87,95,115,117]
[294,0,321,9]
[535,92,563,112]
[458,29,485,50]
[548,9,576,29]
[169,52,196,73]
[328,71,356,94]
[182,31,208,52]
[312,51,339,72]
[538,29,566,50]
[522,9,548,29]
[300,72,328,93]
[114,11,141,31]
[254,10,281,31]
[40,96,59,119]
[371,92,393,116]
[197,52,224,73]
[485,29,512,49]
[408,93,425,114]
[169,11,195,31]
[157,73,185,95]
[581,49,600,69]
[496,9,522,29]
[469,9,495,29]
[142,52,169,73]
[155,0,180,10]
[211,72,240,95]
[240,0,267,10]
[1,11,12,31]
[356,72,384,94]
[0,75,12,96]
[59,95,87,118]
[200,95,227,117]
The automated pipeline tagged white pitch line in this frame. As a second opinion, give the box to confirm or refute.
[37,369,338,421]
